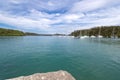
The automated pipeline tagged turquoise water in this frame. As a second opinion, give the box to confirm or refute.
[0,36,120,80]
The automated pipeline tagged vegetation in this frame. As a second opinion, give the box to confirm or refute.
[0,28,66,36]
[25,32,40,36]
[70,26,120,38]
[53,33,66,36]
[0,28,25,36]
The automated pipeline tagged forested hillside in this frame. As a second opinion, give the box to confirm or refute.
[70,26,120,38]
[0,28,25,36]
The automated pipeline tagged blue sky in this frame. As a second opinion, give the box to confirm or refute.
[0,0,120,34]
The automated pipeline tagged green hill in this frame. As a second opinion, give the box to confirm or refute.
[0,28,25,36]
[25,32,41,36]
[70,26,120,38]
[0,28,52,36]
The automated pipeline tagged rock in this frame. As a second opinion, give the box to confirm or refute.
[7,70,76,80]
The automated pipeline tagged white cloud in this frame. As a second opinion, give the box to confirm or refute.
[10,0,22,4]
[83,6,120,25]
[64,14,84,21]
[0,0,120,33]
[70,0,120,13]
[48,1,54,6]
[0,13,50,29]
[71,0,106,12]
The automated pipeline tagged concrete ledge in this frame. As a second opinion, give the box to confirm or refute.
[7,70,76,80]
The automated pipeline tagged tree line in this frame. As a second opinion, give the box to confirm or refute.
[70,26,120,38]
[0,28,66,36]
[0,28,25,36]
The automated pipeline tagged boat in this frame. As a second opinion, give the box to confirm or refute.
[80,31,89,39]
[90,35,96,38]
[98,35,103,38]
[81,35,89,39]
[97,27,103,38]
[111,27,116,39]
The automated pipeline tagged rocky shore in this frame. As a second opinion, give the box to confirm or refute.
[7,70,76,80]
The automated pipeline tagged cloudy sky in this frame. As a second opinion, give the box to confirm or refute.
[0,0,120,34]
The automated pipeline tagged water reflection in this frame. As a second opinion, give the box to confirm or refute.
[0,36,24,40]
[89,38,120,46]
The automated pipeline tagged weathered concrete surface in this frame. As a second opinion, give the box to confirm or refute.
[7,70,76,80]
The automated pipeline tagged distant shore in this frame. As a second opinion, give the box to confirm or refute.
[0,28,67,36]
[70,26,120,38]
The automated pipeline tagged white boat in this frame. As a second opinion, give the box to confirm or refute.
[83,35,89,38]
[80,36,85,39]
[80,35,89,39]
[97,35,103,38]
[70,36,74,38]
[97,27,103,38]
[90,35,96,38]
[111,27,115,39]
[79,30,89,39]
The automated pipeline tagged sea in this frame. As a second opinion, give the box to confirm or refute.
[0,36,120,80]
